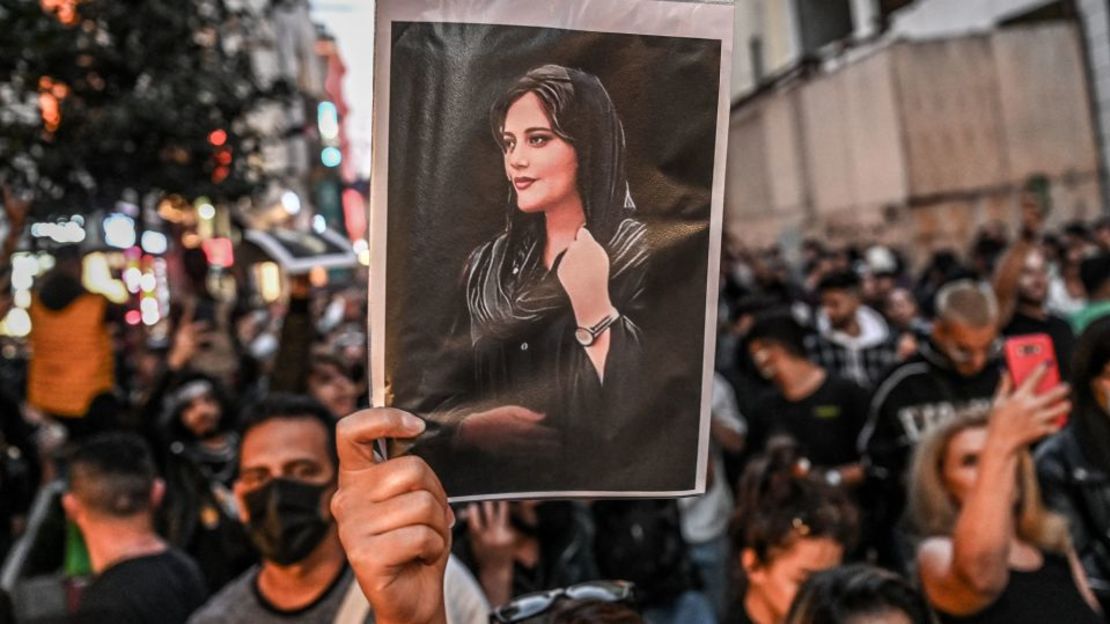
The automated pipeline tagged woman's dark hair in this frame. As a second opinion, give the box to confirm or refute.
[784,564,935,624]
[490,64,634,248]
[730,438,859,567]
[1071,316,1110,472]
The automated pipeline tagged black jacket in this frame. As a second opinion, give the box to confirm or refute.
[1036,428,1110,615]
[860,339,1000,486]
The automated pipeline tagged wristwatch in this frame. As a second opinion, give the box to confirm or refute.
[575,311,620,347]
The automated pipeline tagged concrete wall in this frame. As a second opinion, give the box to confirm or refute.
[726,24,1103,259]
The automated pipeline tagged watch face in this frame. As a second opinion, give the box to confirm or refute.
[575,328,593,346]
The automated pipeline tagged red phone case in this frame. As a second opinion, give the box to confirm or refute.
[1003,333,1065,425]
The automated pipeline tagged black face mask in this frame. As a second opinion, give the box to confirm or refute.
[243,478,332,566]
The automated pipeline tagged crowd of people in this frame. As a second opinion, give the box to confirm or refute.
[0,206,1109,624]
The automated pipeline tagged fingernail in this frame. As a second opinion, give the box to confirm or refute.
[448,507,456,529]
[402,413,426,433]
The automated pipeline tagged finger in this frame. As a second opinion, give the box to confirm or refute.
[336,409,426,473]
[346,455,448,507]
[507,407,547,423]
[1031,383,1070,409]
[353,489,451,543]
[493,501,509,528]
[466,503,484,533]
[1037,402,1071,427]
[993,375,1012,403]
[575,227,594,242]
[1018,363,1049,395]
[361,525,448,569]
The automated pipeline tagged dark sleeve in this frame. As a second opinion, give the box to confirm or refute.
[270,295,313,393]
[1035,442,1094,557]
[859,377,912,483]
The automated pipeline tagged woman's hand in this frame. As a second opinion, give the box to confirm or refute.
[456,406,559,461]
[466,501,516,607]
[986,364,1070,455]
[556,228,613,327]
[332,408,452,624]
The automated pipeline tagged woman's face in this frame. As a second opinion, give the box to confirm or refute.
[1093,361,1110,415]
[942,426,997,506]
[308,362,357,420]
[501,92,579,214]
[744,537,844,623]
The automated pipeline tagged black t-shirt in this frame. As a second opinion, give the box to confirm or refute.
[748,374,869,467]
[1002,312,1076,379]
[77,548,208,624]
[937,552,1101,624]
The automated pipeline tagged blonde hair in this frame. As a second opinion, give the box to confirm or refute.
[908,408,1069,553]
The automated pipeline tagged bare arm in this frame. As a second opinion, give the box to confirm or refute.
[919,369,1070,616]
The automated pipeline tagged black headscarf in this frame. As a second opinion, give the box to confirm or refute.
[468,65,646,346]
[1071,316,1110,473]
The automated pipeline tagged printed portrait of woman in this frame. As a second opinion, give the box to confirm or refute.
[409,64,649,496]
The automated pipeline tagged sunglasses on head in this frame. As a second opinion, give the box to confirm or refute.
[489,580,637,623]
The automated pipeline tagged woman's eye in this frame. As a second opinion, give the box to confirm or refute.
[528,135,549,146]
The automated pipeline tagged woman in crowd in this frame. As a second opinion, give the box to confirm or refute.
[909,367,1102,623]
[731,438,859,624]
[785,564,934,624]
[1037,315,1110,615]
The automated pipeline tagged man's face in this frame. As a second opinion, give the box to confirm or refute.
[234,417,336,525]
[885,289,918,330]
[1017,251,1049,306]
[820,289,860,331]
[181,393,221,439]
[748,339,779,380]
[934,319,999,377]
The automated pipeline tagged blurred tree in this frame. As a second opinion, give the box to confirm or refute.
[0,0,290,218]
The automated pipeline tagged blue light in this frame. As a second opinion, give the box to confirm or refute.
[321,146,342,168]
[317,101,339,141]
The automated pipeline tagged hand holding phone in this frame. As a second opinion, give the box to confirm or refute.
[1003,334,1066,426]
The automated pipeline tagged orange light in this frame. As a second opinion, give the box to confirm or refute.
[41,0,79,25]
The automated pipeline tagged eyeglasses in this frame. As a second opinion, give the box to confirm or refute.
[489,580,637,623]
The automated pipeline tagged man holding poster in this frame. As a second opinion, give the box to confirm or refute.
[368,0,734,500]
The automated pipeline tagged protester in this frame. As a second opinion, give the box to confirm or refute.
[784,564,934,624]
[27,244,119,441]
[809,270,899,388]
[454,500,598,608]
[885,287,930,361]
[861,279,1002,568]
[1074,252,1110,333]
[188,394,488,624]
[909,371,1101,623]
[155,375,255,592]
[731,438,859,624]
[1036,316,1110,614]
[65,433,208,624]
[746,312,867,488]
[993,242,1075,377]
[677,373,746,620]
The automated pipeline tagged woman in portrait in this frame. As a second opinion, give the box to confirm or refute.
[412,64,649,495]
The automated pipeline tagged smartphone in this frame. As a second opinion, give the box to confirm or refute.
[1003,334,1065,425]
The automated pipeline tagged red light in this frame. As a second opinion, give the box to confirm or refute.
[216,148,232,165]
[211,166,230,183]
[208,129,227,147]
[342,188,367,240]
[125,310,142,325]
[202,237,234,268]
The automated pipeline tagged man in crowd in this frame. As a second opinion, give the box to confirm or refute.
[1074,252,1110,334]
[747,311,868,489]
[189,394,487,624]
[810,270,899,389]
[996,244,1075,377]
[860,279,1002,568]
[27,244,119,440]
[65,433,208,623]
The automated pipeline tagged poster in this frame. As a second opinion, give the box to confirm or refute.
[369,0,734,501]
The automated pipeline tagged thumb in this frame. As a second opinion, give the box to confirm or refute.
[575,227,594,242]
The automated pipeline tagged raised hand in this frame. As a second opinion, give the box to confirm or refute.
[331,409,453,624]
[987,364,1070,453]
[556,227,613,326]
[466,501,517,606]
